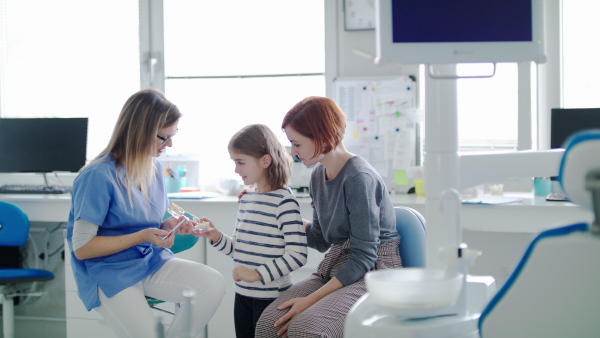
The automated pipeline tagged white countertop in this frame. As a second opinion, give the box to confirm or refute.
[0,192,592,233]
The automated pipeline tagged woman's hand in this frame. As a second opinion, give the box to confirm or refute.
[176,216,195,235]
[274,296,317,337]
[273,277,343,337]
[161,216,194,235]
[75,225,176,260]
[237,188,248,202]
[140,228,175,249]
[232,266,261,283]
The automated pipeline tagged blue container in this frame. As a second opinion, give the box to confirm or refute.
[165,177,187,193]
[533,177,551,196]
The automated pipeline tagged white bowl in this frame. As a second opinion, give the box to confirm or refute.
[365,268,464,308]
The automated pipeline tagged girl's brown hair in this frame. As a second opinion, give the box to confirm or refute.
[229,124,292,191]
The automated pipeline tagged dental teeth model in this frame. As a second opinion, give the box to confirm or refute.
[166,202,209,232]
[194,221,211,232]
[191,215,211,232]
[166,202,185,218]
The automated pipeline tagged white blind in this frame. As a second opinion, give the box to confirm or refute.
[457,63,519,151]
[0,0,140,159]
[162,0,326,185]
[562,0,600,108]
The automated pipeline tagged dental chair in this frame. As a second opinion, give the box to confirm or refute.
[394,206,426,268]
[478,130,600,338]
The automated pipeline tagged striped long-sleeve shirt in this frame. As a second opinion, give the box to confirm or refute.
[213,187,308,299]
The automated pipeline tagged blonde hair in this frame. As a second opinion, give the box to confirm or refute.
[228,124,292,191]
[86,88,181,204]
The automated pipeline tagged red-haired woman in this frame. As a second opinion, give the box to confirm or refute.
[255,96,401,338]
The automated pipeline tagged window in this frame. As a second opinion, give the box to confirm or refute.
[0,0,140,159]
[561,0,600,108]
[458,0,600,153]
[8,2,596,186]
[457,63,520,151]
[161,0,326,185]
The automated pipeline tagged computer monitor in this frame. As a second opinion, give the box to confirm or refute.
[0,118,88,173]
[375,0,544,64]
[551,108,600,149]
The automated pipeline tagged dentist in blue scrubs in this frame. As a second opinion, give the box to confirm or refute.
[66,88,225,338]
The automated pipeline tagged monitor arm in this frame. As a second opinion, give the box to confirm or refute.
[585,169,600,235]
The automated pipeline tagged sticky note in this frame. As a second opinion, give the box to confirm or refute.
[394,170,410,185]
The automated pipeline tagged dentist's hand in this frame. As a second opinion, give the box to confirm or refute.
[141,228,175,248]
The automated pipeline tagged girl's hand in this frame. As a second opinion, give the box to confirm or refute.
[232,266,261,283]
[193,217,222,243]
[140,228,175,249]
[302,218,310,229]
[274,297,316,337]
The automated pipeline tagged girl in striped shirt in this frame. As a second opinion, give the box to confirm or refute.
[195,124,308,338]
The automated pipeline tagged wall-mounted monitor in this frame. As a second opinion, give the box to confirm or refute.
[0,118,88,173]
[375,0,545,64]
[551,108,600,149]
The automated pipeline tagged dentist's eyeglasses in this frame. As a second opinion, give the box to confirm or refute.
[156,129,178,145]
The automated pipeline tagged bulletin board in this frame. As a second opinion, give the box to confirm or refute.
[333,75,421,192]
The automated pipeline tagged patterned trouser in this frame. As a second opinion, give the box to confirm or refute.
[254,239,402,338]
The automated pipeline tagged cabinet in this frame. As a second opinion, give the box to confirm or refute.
[64,236,116,337]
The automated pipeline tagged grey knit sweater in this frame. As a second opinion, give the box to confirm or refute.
[306,156,398,286]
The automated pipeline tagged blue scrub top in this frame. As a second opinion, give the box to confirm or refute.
[67,153,173,311]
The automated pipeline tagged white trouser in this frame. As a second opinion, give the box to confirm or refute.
[95,258,225,338]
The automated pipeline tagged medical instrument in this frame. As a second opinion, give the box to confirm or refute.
[160,218,186,240]
[162,202,207,238]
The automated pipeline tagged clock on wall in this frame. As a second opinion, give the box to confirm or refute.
[344,0,376,31]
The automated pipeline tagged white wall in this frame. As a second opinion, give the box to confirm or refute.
[325,0,419,95]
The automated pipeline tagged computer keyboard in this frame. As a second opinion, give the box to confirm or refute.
[0,184,72,194]
[546,191,569,201]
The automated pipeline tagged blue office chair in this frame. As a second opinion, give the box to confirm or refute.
[394,206,427,268]
[478,130,600,337]
[0,201,55,338]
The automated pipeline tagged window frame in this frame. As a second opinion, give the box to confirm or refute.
[140,0,561,155]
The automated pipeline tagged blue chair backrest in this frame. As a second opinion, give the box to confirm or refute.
[394,206,426,268]
[0,201,30,247]
[171,233,199,254]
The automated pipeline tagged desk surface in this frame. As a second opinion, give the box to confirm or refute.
[0,192,593,233]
